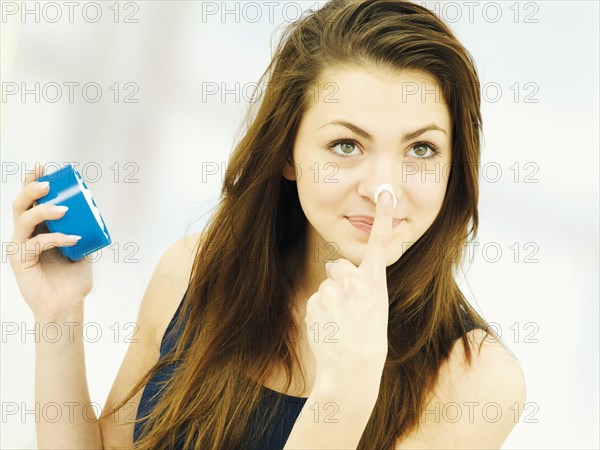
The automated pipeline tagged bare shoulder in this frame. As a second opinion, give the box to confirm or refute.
[98,232,205,448]
[149,232,205,351]
[395,329,527,449]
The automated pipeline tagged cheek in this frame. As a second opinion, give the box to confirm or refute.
[295,148,351,209]
[403,175,448,220]
[296,168,348,216]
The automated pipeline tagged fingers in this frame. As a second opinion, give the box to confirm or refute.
[6,164,80,270]
[305,288,326,325]
[325,258,355,282]
[358,187,395,278]
[13,203,68,243]
[22,164,46,192]
[8,232,79,270]
[12,164,48,227]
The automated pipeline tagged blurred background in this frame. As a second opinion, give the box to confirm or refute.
[1,1,598,448]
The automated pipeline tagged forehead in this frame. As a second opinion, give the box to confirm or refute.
[304,65,452,132]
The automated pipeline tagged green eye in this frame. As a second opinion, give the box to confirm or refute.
[340,142,355,154]
[327,139,359,158]
[326,139,440,160]
[408,142,439,159]
[414,144,429,156]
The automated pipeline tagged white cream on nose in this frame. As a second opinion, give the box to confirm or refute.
[373,183,397,208]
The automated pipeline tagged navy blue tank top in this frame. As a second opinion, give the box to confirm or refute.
[133,289,308,449]
[134,290,478,449]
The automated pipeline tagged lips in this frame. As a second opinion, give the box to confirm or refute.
[346,215,404,227]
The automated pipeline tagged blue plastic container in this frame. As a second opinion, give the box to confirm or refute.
[36,164,112,261]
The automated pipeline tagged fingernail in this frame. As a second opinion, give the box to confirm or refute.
[380,191,393,206]
[36,181,49,189]
[52,205,69,213]
[66,235,82,241]
[374,183,397,207]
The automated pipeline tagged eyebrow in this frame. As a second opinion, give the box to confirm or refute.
[318,120,448,143]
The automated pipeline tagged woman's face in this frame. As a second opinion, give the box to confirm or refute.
[284,65,453,268]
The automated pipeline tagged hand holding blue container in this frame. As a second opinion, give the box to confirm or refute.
[35,164,112,261]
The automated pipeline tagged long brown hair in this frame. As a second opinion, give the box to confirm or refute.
[101,1,499,448]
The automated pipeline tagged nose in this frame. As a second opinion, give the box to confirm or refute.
[357,156,401,207]
[374,183,397,208]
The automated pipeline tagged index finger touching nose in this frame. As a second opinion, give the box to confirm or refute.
[358,184,396,278]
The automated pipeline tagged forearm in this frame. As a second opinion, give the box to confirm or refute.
[34,304,103,449]
[283,379,381,450]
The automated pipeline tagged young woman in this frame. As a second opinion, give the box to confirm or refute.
[8,0,526,448]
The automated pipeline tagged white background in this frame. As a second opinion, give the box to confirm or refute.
[1,1,598,448]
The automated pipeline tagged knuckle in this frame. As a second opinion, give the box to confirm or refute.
[322,283,334,296]
[374,231,392,247]
[341,275,353,290]
[318,278,331,290]
[14,211,25,228]
[19,205,36,223]
[11,199,22,215]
